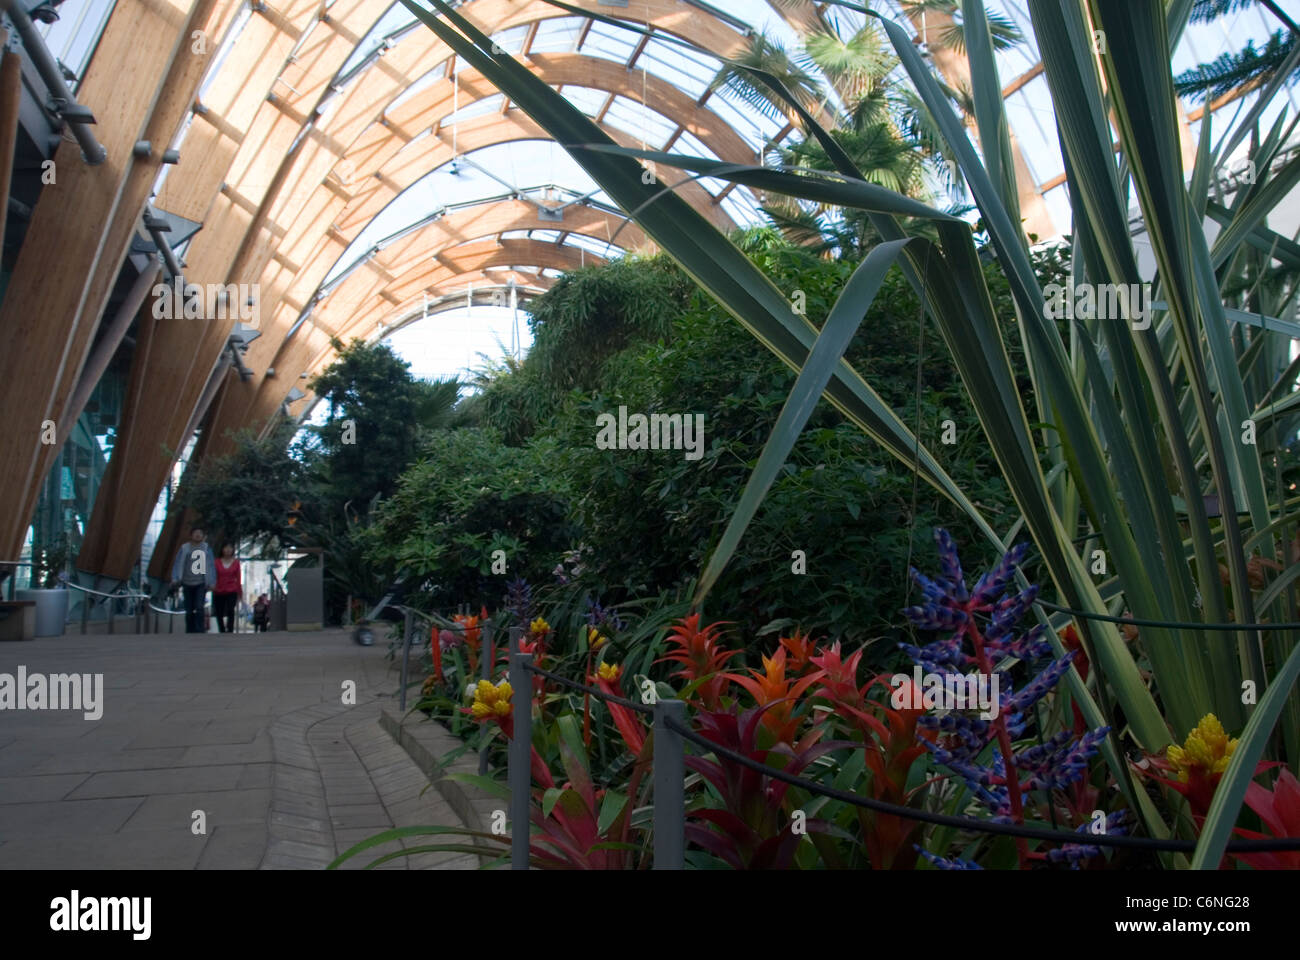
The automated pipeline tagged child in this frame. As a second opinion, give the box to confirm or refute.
[252,593,270,633]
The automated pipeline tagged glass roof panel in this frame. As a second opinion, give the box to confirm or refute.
[338,2,416,79]
[602,95,680,148]
[635,37,719,101]
[530,17,586,54]
[1041,183,1072,240]
[563,233,622,259]
[36,0,120,84]
[316,0,1300,311]
[720,186,763,227]
[559,85,610,117]
[490,24,530,57]
[676,130,721,163]
[580,19,639,65]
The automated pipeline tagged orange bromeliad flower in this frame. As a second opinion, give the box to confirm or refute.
[778,628,817,676]
[454,613,482,651]
[723,647,820,744]
[656,614,738,710]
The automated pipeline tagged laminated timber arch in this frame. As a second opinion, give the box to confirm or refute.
[0,0,247,563]
[76,0,757,579]
[201,196,641,451]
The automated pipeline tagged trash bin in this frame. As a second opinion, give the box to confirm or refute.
[16,588,68,637]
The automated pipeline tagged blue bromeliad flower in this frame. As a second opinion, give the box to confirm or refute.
[903,529,1119,869]
[504,576,534,626]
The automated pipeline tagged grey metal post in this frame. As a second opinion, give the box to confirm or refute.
[653,699,686,870]
[399,609,413,712]
[509,650,532,870]
[478,617,492,776]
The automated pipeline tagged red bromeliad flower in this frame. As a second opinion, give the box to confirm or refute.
[723,647,821,745]
[807,643,933,868]
[684,702,844,869]
[590,661,647,756]
[430,624,443,685]
[656,614,738,710]
[1231,768,1300,870]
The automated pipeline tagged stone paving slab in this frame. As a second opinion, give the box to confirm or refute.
[0,629,478,870]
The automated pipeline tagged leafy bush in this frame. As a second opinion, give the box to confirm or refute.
[364,428,577,610]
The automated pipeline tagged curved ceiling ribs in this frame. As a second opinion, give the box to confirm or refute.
[74,0,755,579]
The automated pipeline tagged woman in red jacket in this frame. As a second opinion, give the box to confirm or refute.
[213,544,242,634]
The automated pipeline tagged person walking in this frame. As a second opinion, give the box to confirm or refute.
[170,526,216,634]
[213,544,241,634]
[252,593,270,633]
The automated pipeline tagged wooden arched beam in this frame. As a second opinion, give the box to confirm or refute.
[244,54,749,391]
[0,0,246,564]
[203,199,632,452]
[85,0,750,579]
[89,0,367,580]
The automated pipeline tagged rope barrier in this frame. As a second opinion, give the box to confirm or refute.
[525,662,655,716]
[1034,598,1300,631]
[661,716,1300,854]
[61,581,150,601]
[459,653,1300,855]
[418,612,1300,856]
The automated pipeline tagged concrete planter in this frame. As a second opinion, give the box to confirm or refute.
[15,587,68,637]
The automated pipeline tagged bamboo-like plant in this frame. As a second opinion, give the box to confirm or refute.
[398,0,1300,866]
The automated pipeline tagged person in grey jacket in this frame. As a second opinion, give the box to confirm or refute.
[171,526,216,633]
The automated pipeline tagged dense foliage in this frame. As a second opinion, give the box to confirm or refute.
[374,230,1060,655]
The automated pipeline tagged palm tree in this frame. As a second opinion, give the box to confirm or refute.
[711,9,987,254]
[1174,0,1299,103]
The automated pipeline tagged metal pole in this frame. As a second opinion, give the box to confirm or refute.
[653,699,686,870]
[478,617,492,776]
[509,650,532,870]
[3,0,107,164]
[399,609,413,712]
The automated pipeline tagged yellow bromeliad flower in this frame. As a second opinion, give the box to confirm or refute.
[596,661,621,682]
[588,627,607,649]
[470,678,514,719]
[530,616,550,636]
[1167,714,1238,782]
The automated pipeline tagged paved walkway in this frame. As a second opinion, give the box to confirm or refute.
[0,628,482,869]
